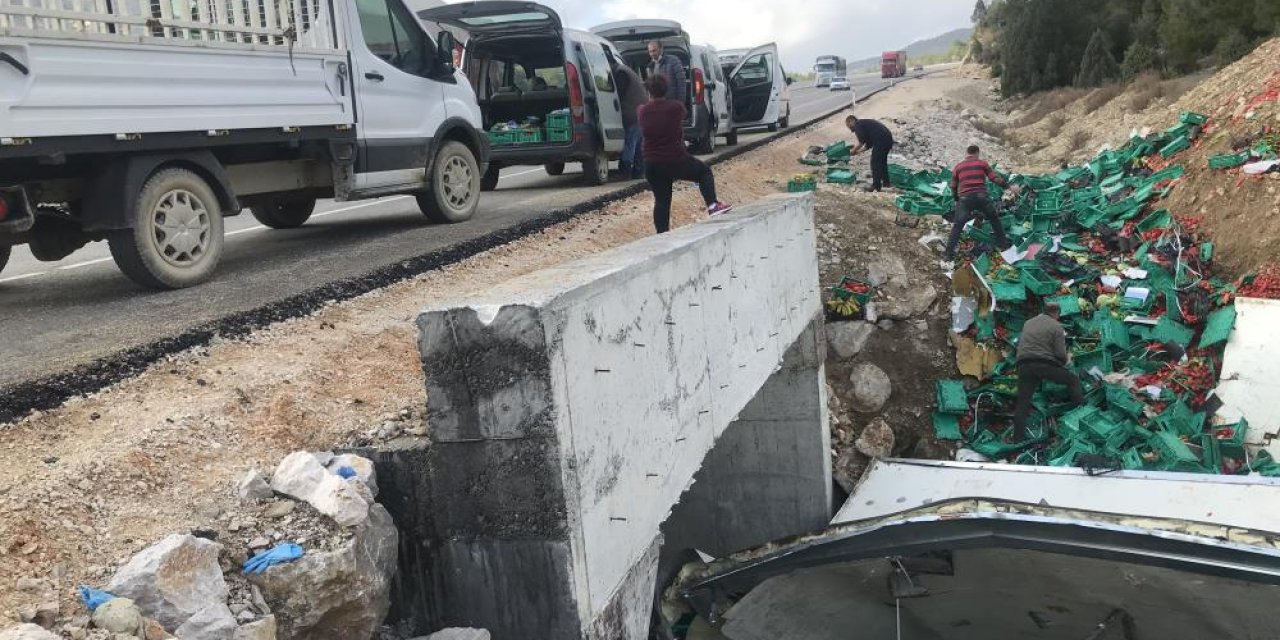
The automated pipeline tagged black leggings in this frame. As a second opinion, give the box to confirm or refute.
[1013,360,1085,440]
[946,193,1011,259]
[645,155,718,233]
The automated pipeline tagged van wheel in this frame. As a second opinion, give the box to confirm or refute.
[250,196,316,229]
[545,162,565,176]
[725,129,739,146]
[108,168,225,289]
[692,127,716,155]
[583,147,610,186]
[0,244,9,276]
[417,140,480,224]
[480,164,501,192]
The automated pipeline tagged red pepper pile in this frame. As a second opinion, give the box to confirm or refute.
[842,281,870,295]
[1238,264,1280,299]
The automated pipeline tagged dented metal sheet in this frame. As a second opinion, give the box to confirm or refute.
[1218,297,1280,444]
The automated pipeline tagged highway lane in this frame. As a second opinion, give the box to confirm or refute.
[0,74,904,386]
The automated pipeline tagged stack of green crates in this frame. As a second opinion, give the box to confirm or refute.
[546,112,572,143]
[489,127,543,146]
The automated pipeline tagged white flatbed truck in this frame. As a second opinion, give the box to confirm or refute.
[0,0,487,288]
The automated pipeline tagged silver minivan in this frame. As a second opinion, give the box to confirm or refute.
[590,20,733,154]
[420,1,628,188]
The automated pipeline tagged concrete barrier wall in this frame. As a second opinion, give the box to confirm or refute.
[417,193,823,638]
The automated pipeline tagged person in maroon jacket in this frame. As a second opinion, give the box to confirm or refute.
[943,145,1016,262]
[638,74,732,234]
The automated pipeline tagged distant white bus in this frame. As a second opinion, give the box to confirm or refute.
[814,55,847,87]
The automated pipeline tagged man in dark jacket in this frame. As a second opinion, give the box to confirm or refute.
[647,40,687,105]
[944,145,1015,262]
[1013,303,1085,440]
[615,62,647,178]
[846,115,895,191]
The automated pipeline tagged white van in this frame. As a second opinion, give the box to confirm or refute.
[420,1,626,188]
[590,20,731,154]
[718,45,794,134]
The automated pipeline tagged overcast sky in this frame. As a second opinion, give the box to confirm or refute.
[439,0,973,71]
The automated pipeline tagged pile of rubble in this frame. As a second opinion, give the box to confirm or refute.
[886,107,1279,474]
[1,452,397,640]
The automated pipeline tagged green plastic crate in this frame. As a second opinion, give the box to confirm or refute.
[1150,430,1200,466]
[1136,209,1173,233]
[936,380,970,415]
[1047,294,1082,316]
[831,276,872,304]
[1209,151,1250,170]
[1105,385,1145,419]
[826,168,856,184]
[991,280,1028,303]
[1151,316,1194,347]
[787,177,817,192]
[1075,348,1113,374]
[1159,135,1190,158]
[488,128,544,146]
[825,140,851,161]
[547,126,572,143]
[933,412,963,440]
[1199,306,1237,348]
[1020,266,1061,296]
[1180,111,1209,126]
[546,112,571,129]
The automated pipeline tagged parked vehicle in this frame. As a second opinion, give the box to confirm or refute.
[591,20,727,154]
[881,50,908,78]
[829,77,851,91]
[914,65,925,72]
[0,0,486,289]
[814,55,847,88]
[424,1,625,187]
[718,45,794,134]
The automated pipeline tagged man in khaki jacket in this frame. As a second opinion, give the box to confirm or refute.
[1013,303,1085,440]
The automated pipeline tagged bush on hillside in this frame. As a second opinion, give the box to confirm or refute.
[1076,29,1121,87]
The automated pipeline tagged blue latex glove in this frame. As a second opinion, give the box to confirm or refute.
[242,543,304,575]
[335,466,357,479]
[78,586,115,611]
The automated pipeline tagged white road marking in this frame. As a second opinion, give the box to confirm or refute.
[499,167,548,181]
[57,257,112,270]
[0,271,47,283]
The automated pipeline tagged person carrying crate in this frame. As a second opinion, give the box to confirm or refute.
[1013,303,1085,442]
[943,145,1015,264]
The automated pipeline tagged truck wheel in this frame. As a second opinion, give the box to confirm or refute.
[107,167,225,289]
[545,162,566,176]
[582,146,610,186]
[725,129,739,146]
[417,140,480,224]
[250,196,316,229]
[0,244,9,276]
[480,164,501,192]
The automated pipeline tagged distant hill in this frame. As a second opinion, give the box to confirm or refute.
[849,27,974,70]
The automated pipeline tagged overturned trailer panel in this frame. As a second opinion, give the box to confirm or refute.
[673,461,1280,639]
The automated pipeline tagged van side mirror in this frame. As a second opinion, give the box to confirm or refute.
[437,30,456,71]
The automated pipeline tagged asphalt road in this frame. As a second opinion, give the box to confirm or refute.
[0,72,907,387]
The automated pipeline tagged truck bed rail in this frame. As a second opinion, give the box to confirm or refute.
[0,0,339,53]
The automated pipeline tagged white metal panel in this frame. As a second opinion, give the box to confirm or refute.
[1217,297,1280,444]
[834,459,1280,534]
[0,37,350,137]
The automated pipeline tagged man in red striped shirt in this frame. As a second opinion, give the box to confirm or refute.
[944,145,1014,262]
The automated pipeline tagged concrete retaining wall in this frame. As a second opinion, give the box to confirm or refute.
[417,193,825,638]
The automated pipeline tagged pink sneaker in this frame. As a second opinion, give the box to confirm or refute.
[707,202,733,217]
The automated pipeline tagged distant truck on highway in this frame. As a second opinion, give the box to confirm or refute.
[881,51,908,78]
[0,0,487,289]
[813,55,847,88]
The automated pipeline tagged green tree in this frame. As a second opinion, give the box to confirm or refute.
[973,0,989,23]
[1120,41,1160,79]
[1076,29,1121,86]
[1213,31,1254,66]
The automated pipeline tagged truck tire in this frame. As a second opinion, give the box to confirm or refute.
[545,162,566,176]
[0,244,9,276]
[480,164,501,192]
[417,140,480,224]
[250,196,316,229]
[107,167,225,289]
[582,146,610,186]
[725,129,739,146]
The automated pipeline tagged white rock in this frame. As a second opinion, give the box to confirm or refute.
[309,474,370,527]
[91,599,143,635]
[249,505,397,640]
[231,616,276,640]
[311,451,335,467]
[849,363,893,413]
[420,630,491,640]
[0,624,62,640]
[237,470,273,502]
[107,535,228,630]
[174,604,237,640]
[826,321,875,360]
[855,417,896,459]
[269,452,328,504]
[326,454,379,497]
